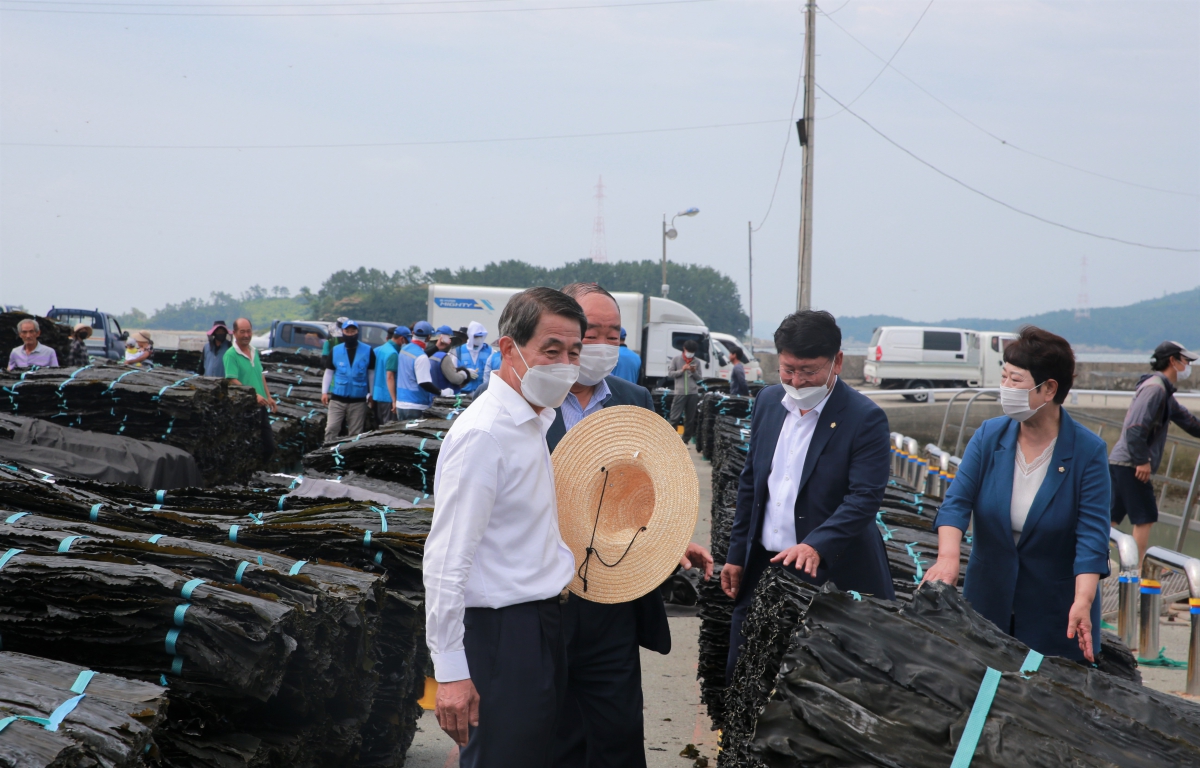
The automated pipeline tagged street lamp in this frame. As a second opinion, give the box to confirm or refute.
[661,207,699,298]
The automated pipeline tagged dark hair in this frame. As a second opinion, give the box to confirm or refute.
[682,339,699,353]
[498,287,587,346]
[774,310,841,360]
[1003,325,1074,404]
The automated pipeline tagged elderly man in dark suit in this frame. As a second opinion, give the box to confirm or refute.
[721,310,893,681]
[547,282,713,768]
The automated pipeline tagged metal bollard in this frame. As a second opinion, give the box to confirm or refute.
[1139,560,1162,663]
[1109,528,1140,650]
[903,437,921,488]
[1142,546,1200,695]
[890,432,905,478]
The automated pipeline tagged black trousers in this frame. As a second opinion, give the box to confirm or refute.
[461,598,568,768]
[670,393,700,444]
[552,596,646,768]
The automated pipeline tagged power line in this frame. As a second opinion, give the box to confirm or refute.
[816,83,1199,253]
[752,27,805,233]
[818,10,1200,198]
[0,0,712,15]
[1,117,785,149]
[818,0,932,120]
[4,0,517,5]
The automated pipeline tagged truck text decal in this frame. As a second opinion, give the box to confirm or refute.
[434,298,495,311]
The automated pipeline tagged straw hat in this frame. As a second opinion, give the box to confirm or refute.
[553,405,699,604]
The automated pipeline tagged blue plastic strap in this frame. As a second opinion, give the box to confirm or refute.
[0,716,16,734]
[171,656,183,675]
[374,551,383,565]
[57,535,87,553]
[228,524,239,542]
[165,628,181,655]
[375,507,389,533]
[4,512,28,524]
[362,530,372,547]
[89,504,101,521]
[0,548,23,570]
[69,670,96,695]
[235,561,250,584]
[42,694,87,731]
[247,512,263,525]
[174,604,190,627]
[1020,650,1044,677]
[848,590,862,601]
[180,579,206,599]
[256,555,263,566]
[289,560,307,576]
[949,667,1002,768]
[278,495,287,510]
[148,534,164,544]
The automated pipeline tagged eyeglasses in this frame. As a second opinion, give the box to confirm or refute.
[780,362,829,379]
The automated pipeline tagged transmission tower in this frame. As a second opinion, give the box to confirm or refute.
[589,176,608,263]
[1075,255,1090,319]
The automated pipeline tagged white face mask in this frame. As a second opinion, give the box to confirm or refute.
[999,382,1046,422]
[470,336,486,350]
[1177,362,1193,381]
[782,363,834,410]
[577,343,620,386]
[514,345,579,409]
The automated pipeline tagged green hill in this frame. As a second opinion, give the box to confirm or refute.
[838,287,1199,352]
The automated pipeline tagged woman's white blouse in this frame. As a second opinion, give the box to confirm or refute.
[1011,438,1057,543]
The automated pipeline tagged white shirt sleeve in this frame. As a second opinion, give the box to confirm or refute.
[321,369,333,395]
[424,427,503,682]
[414,353,432,386]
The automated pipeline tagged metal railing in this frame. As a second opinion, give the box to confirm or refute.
[1109,528,1140,650]
[1139,546,1200,695]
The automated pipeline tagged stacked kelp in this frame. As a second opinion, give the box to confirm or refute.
[0,651,169,768]
[0,364,264,485]
[0,312,71,371]
[696,395,755,725]
[0,461,432,768]
[150,349,203,373]
[304,419,451,502]
[260,348,325,368]
[747,582,1200,767]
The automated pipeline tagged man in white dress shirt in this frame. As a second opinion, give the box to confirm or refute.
[424,287,586,768]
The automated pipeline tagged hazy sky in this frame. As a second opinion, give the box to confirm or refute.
[2,0,1197,334]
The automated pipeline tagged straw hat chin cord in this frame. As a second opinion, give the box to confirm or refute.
[577,466,647,594]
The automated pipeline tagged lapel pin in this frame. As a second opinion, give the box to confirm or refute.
[830,422,837,428]
[1058,467,1065,473]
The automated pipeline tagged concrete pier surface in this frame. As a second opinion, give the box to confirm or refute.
[405,430,1197,766]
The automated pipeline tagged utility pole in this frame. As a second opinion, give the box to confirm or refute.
[747,221,755,351]
[796,0,816,311]
[661,215,669,298]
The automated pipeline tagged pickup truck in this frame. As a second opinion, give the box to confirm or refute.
[45,307,129,360]
[265,319,397,353]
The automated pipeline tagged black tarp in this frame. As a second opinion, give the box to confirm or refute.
[0,413,202,488]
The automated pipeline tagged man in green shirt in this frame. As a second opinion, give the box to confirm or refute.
[224,318,277,461]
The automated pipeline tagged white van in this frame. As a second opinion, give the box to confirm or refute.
[709,332,764,382]
[862,326,1016,401]
[426,285,737,386]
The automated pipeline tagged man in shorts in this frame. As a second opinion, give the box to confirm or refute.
[1109,341,1200,561]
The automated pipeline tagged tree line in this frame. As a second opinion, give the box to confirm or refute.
[122,260,751,336]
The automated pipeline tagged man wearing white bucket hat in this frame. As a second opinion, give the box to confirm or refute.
[547,282,712,768]
[424,287,585,768]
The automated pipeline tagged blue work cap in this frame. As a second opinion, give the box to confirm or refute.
[620,327,627,341]
[434,325,454,336]
[342,320,360,330]
[392,325,412,339]
[412,321,435,338]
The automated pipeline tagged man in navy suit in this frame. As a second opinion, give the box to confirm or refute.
[721,310,893,681]
[547,282,712,768]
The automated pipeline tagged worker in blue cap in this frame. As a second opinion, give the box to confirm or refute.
[429,324,478,395]
[321,319,377,441]
[612,326,642,384]
[395,321,444,420]
[370,324,409,426]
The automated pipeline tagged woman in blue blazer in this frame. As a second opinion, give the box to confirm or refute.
[923,327,1111,662]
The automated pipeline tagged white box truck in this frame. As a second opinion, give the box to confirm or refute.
[862,326,1017,401]
[426,284,736,385]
